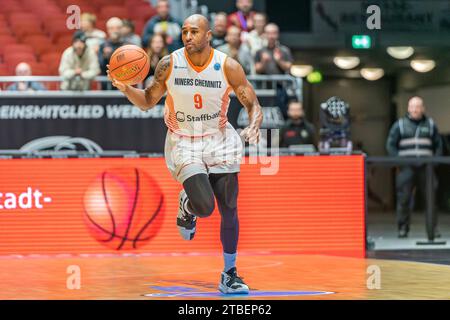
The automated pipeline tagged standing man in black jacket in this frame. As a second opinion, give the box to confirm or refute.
[386,96,443,238]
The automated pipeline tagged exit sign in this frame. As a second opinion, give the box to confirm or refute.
[352,35,371,49]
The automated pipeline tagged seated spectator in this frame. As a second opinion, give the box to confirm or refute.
[6,62,46,91]
[255,23,293,74]
[211,12,228,49]
[216,26,253,74]
[59,31,100,91]
[98,17,124,89]
[121,19,142,47]
[246,12,267,57]
[228,0,256,33]
[280,100,316,148]
[141,0,182,52]
[146,34,169,78]
[80,13,106,53]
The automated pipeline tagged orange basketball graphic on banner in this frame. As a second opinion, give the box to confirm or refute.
[83,167,165,250]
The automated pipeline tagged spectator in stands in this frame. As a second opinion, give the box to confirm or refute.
[141,0,182,52]
[121,19,142,47]
[211,12,228,49]
[59,31,100,91]
[280,100,316,148]
[217,26,253,74]
[145,34,169,78]
[228,0,256,33]
[6,62,46,91]
[245,12,267,57]
[255,23,293,75]
[98,17,124,89]
[80,13,106,53]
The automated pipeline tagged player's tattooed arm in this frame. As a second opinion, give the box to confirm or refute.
[143,55,171,109]
[107,55,171,111]
[225,57,263,144]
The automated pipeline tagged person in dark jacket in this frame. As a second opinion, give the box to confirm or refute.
[386,96,443,238]
[211,12,228,49]
[141,0,182,52]
[280,100,316,148]
[98,17,124,90]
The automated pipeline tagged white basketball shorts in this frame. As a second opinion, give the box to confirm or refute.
[164,122,243,183]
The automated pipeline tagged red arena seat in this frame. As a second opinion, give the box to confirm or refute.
[22,35,54,56]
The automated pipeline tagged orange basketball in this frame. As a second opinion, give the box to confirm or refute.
[109,45,150,85]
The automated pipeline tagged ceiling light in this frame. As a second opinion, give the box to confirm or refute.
[333,56,360,69]
[290,65,313,77]
[386,46,414,59]
[360,68,384,81]
[410,59,436,73]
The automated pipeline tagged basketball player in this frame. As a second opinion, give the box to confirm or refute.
[107,14,263,294]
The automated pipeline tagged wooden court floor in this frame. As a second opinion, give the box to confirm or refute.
[0,253,449,299]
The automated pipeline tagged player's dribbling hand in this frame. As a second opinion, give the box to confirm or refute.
[240,125,260,145]
[106,64,128,92]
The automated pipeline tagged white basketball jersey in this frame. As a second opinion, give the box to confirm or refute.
[164,48,232,137]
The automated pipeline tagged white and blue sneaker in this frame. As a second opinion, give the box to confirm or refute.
[219,267,249,294]
[177,189,197,240]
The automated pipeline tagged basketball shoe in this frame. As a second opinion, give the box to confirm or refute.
[177,189,197,240]
[219,267,249,294]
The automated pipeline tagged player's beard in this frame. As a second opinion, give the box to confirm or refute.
[185,40,208,55]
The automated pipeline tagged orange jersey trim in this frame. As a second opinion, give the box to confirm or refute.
[222,56,231,87]
[219,86,232,128]
[184,48,214,73]
[164,93,180,131]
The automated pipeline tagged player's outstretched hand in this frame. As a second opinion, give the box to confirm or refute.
[106,64,128,92]
[240,125,260,145]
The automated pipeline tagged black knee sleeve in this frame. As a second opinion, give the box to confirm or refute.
[183,174,215,217]
[210,173,238,211]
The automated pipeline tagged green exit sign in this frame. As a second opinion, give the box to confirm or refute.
[352,35,371,49]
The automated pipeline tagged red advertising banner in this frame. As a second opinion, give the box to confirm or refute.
[0,156,365,257]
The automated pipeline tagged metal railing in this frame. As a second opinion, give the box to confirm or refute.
[0,75,303,101]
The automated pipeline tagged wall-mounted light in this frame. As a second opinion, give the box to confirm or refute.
[290,65,313,77]
[333,56,360,69]
[386,46,414,59]
[360,68,384,81]
[410,59,436,73]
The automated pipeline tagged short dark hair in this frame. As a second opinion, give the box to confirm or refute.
[72,30,87,43]
[254,12,267,21]
[215,12,227,19]
[288,99,301,106]
[122,19,135,32]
